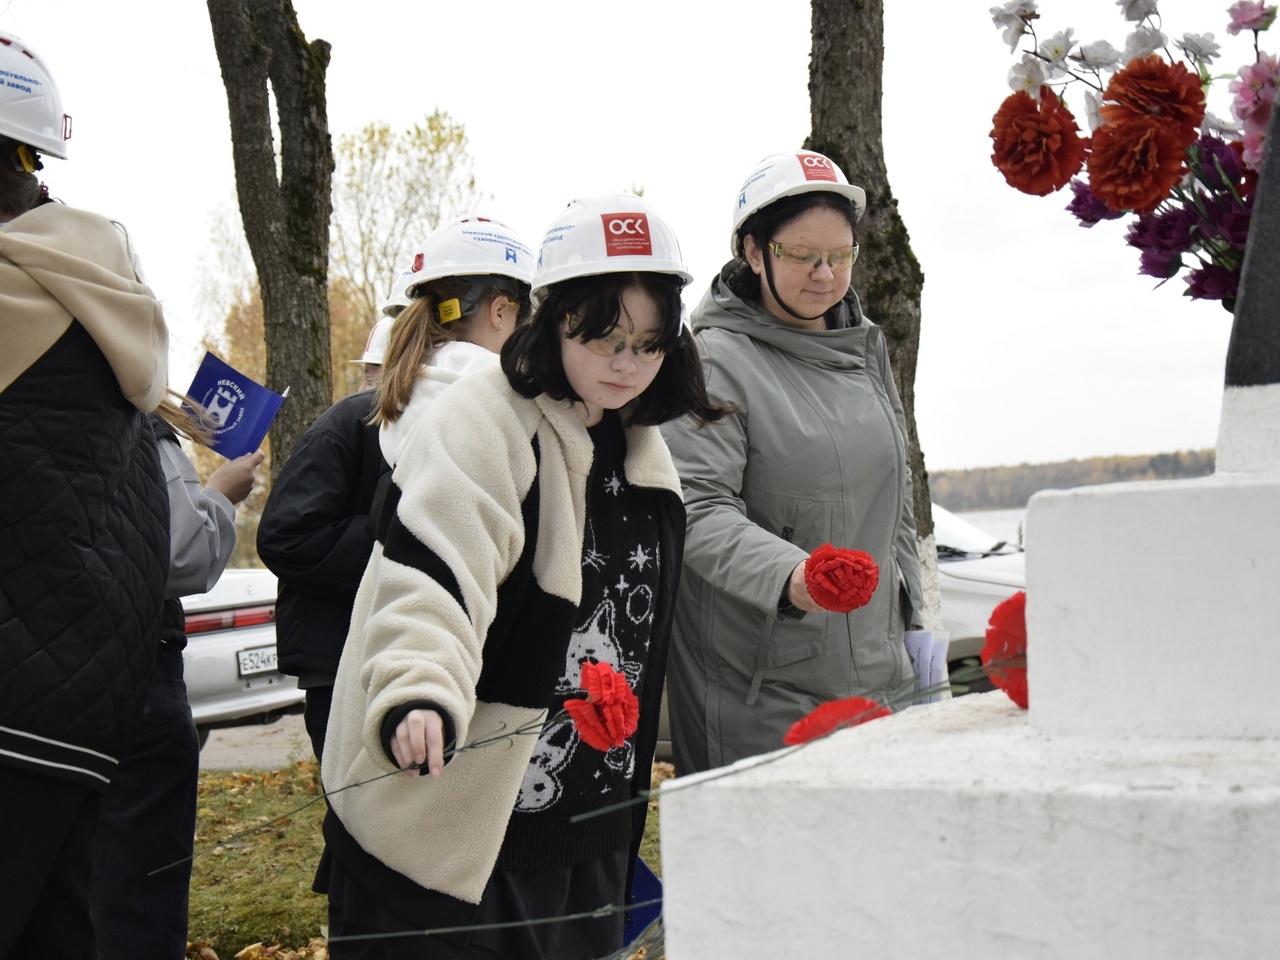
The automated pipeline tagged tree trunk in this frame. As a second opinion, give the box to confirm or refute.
[808,0,941,628]
[206,0,333,477]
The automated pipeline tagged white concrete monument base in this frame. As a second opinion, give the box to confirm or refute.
[661,695,1280,959]
[1029,473,1280,739]
[661,472,1280,958]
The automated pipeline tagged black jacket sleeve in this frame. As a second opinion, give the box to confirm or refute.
[257,392,388,595]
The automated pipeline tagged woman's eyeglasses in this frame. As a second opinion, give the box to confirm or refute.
[570,315,667,362]
[767,241,859,271]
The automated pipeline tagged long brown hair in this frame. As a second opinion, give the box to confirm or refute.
[372,276,526,426]
[153,390,219,446]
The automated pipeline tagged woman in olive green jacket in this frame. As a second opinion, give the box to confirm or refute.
[661,151,923,773]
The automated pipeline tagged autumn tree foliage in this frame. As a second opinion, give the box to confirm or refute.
[330,111,485,322]
[192,113,485,556]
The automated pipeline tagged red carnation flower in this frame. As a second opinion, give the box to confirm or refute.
[981,591,1028,709]
[990,86,1088,196]
[804,544,880,613]
[1100,54,1206,149]
[564,661,640,752]
[1087,116,1187,214]
[783,696,891,746]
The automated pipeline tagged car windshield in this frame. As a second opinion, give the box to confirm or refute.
[931,503,1020,557]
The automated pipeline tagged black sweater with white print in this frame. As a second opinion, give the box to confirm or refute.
[500,410,662,869]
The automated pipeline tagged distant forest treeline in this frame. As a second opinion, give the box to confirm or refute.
[930,449,1216,511]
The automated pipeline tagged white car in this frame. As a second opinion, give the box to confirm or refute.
[181,568,304,747]
[931,503,1025,664]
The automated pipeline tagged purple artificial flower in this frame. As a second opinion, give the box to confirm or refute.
[1197,192,1254,249]
[1138,247,1184,279]
[1185,263,1241,302]
[1065,178,1125,227]
[1127,206,1195,254]
[1219,203,1254,249]
[1195,134,1244,191]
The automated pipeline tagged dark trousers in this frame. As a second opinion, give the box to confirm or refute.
[304,683,336,897]
[89,642,200,960]
[303,683,334,761]
[327,847,627,960]
[0,765,100,959]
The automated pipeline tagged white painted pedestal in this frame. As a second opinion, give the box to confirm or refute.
[661,469,1280,958]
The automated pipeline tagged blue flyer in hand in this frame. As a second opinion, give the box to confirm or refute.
[185,351,285,460]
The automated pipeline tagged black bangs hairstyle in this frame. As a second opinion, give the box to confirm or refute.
[729,191,860,304]
[501,270,727,427]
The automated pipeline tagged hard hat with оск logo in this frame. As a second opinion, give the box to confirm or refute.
[0,32,71,160]
[532,194,692,308]
[401,216,536,299]
[730,151,866,256]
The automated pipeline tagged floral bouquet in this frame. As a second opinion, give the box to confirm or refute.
[988,0,1277,311]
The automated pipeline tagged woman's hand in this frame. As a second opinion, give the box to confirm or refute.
[205,449,265,505]
[786,560,828,614]
[391,708,446,777]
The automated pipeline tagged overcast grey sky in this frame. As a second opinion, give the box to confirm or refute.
[2,0,1251,469]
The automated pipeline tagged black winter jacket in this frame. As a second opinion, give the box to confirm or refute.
[257,389,389,682]
[0,322,169,790]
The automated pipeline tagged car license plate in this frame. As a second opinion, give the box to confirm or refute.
[237,645,278,677]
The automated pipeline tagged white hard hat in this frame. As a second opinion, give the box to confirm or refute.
[0,32,71,160]
[349,315,394,366]
[401,216,535,299]
[730,151,866,256]
[379,265,413,318]
[532,194,692,307]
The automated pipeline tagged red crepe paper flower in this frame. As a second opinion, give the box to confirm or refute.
[564,660,639,752]
[1087,116,1188,214]
[783,696,891,746]
[804,544,880,613]
[1100,55,1206,150]
[990,86,1088,196]
[981,590,1028,709]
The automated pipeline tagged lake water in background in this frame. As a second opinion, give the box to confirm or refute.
[955,507,1027,547]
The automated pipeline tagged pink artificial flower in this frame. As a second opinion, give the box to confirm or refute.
[1227,1,1278,35]
[1243,129,1269,167]
[1230,52,1280,167]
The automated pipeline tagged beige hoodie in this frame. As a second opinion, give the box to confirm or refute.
[0,202,167,410]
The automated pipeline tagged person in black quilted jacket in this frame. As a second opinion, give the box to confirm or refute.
[0,32,171,957]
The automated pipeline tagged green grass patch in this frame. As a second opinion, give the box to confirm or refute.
[186,760,672,959]
[187,761,328,958]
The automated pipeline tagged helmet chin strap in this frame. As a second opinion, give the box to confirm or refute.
[761,249,827,323]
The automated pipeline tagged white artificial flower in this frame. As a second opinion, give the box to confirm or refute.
[991,0,1038,50]
[1038,28,1077,78]
[1123,25,1167,62]
[1202,111,1243,136]
[1174,32,1221,64]
[1008,55,1047,95]
[1115,0,1158,22]
[1074,39,1124,70]
[1083,90,1103,132]
[990,0,1037,28]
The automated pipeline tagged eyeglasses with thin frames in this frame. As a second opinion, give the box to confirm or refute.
[568,314,667,362]
[768,240,859,271]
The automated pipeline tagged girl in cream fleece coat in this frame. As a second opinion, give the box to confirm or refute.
[321,196,725,959]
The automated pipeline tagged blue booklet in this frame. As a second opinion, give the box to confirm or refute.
[184,351,285,460]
